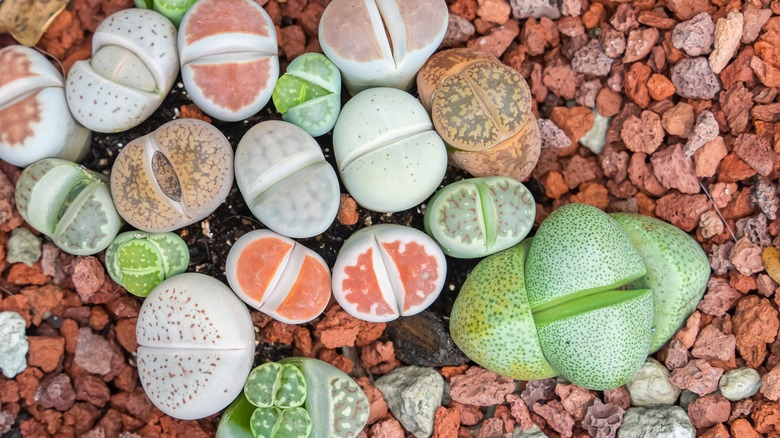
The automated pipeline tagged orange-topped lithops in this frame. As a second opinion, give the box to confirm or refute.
[226,230,331,324]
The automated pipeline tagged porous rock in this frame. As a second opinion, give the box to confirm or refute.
[617,406,695,438]
[671,58,722,100]
[0,311,28,378]
[672,13,714,57]
[375,366,444,438]
[510,0,560,19]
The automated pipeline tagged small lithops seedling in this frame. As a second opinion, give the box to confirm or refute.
[136,273,256,420]
[178,0,279,121]
[105,230,189,297]
[272,53,341,137]
[416,48,541,181]
[423,176,535,258]
[110,118,233,232]
[0,45,91,167]
[235,121,339,238]
[66,8,178,133]
[15,158,123,256]
[226,229,331,324]
[216,357,370,438]
[332,224,446,323]
[319,0,448,94]
[333,87,447,213]
[134,0,197,27]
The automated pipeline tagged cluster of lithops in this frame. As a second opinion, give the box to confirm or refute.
[105,231,189,297]
[217,358,369,438]
[0,45,91,167]
[450,203,710,390]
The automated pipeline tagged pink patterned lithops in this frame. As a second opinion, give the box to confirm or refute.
[226,230,331,324]
[178,0,279,121]
[332,224,447,322]
[136,273,255,420]
[0,45,90,167]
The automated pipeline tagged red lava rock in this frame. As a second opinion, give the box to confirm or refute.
[314,305,361,348]
[449,366,516,406]
[337,194,359,226]
[734,133,776,176]
[562,156,600,190]
[581,399,624,438]
[650,144,699,194]
[443,14,476,48]
[368,417,405,438]
[505,393,534,430]
[71,257,106,302]
[317,348,353,375]
[720,83,753,134]
[654,192,709,232]
[753,401,780,436]
[35,373,76,412]
[624,62,652,108]
[571,183,609,210]
[452,401,483,426]
[493,404,514,433]
[112,365,137,393]
[450,0,479,21]
[292,326,313,357]
[571,40,612,77]
[729,236,764,276]
[179,104,211,123]
[115,318,138,354]
[477,0,510,25]
[433,406,460,438]
[687,394,731,429]
[623,27,659,63]
[610,4,638,33]
[72,371,110,408]
[279,25,306,60]
[664,339,690,370]
[621,110,664,154]
[700,422,729,438]
[360,341,400,375]
[441,364,470,379]
[721,47,758,91]
[356,377,388,425]
[27,336,64,373]
[732,295,780,368]
[555,384,595,422]
[522,17,559,56]
[74,328,114,376]
[722,187,757,221]
[596,86,623,117]
[731,418,762,438]
[262,320,296,344]
[602,387,630,411]
[661,102,695,138]
[669,359,723,395]
[60,319,79,355]
[698,278,742,316]
[691,324,736,362]
[638,9,676,29]
[467,19,519,58]
[21,285,63,326]
[761,364,780,401]
[751,56,780,87]
[694,137,728,178]
[543,63,583,100]
[7,262,51,286]
[356,320,386,347]
[533,400,574,438]
[666,0,714,21]
[647,74,675,101]
[88,305,109,331]
[111,389,154,422]
[475,417,504,438]
[549,106,594,144]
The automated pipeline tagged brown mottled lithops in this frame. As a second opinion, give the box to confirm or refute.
[110,118,233,232]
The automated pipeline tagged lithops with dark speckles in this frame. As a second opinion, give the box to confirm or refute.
[416,47,541,181]
[110,118,233,232]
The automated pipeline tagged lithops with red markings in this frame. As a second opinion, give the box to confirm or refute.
[136,273,255,420]
[65,9,178,133]
[332,224,446,323]
[178,0,279,121]
[0,45,91,167]
[109,118,233,232]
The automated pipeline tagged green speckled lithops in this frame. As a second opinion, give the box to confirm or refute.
[105,230,189,297]
[424,176,535,258]
[134,0,197,27]
[272,53,341,137]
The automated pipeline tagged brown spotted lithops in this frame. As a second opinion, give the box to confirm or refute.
[136,273,255,420]
[416,48,541,181]
[110,118,233,232]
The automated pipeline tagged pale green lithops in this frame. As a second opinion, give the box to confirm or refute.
[333,87,447,213]
[105,231,189,297]
[272,53,341,137]
[423,176,535,258]
[15,158,123,255]
[235,121,340,238]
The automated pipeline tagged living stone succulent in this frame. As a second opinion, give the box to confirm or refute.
[105,230,189,297]
[134,0,197,27]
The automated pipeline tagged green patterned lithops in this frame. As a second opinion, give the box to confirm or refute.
[105,231,189,297]
[424,176,535,258]
[15,158,123,256]
[272,53,341,137]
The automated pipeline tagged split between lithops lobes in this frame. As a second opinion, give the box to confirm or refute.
[105,231,189,297]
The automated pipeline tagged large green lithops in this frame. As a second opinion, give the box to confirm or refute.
[611,213,710,352]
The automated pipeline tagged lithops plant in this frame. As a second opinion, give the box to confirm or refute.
[110,118,233,232]
[134,0,197,27]
[424,176,535,258]
[332,224,446,323]
[235,121,339,238]
[319,0,448,94]
[416,48,541,181]
[178,0,279,121]
[272,53,341,137]
[136,273,255,420]
[225,229,331,324]
[333,87,447,213]
[0,45,91,167]
[105,230,189,297]
[66,8,178,133]
[15,158,123,256]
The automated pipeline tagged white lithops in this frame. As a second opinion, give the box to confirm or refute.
[235,121,339,238]
[0,46,91,167]
[66,8,178,133]
[136,273,256,420]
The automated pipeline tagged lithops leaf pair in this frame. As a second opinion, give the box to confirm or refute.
[226,230,331,324]
[178,0,279,121]
[110,118,234,232]
[424,176,535,258]
[66,9,178,133]
[319,0,448,94]
[217,357,370,438]
[333,87,447,213]
[417,48,541,181]
[134,0,198,27]
[0,46,91,167]
[136,273,256,420]
[15,158,123,256]
[272,53,341,137]
[235,121,340,238]
[332,224,446,322]
[105,231,189,297]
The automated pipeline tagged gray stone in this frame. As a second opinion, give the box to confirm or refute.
[6,227,41,266]
[618,406,695,438]
[678,390,699,410]
[0,311,28,378]
[671,58,721,100]
[572,40,613,77]
[719,367,761,401]
[510,0,561,19]
[375,366,444,438]
[442,13,475,48]
[672,13,715,57]
[626,358,681,406]
[538,119,572,149]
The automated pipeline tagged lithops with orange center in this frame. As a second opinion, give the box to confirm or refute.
[178,0,278,121]
[110,118,233,232]
[417,48,541,181]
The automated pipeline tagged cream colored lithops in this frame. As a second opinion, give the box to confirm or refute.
[66,8,178,133]
[318,0,448,94]
[136,273,255,420]
[333,87,447,213]
[110,118,233,232]
[178,0,279,121]
[235,121,339,238]
[0,45,91,167]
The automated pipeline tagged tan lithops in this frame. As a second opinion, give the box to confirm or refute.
[416,48,541,181]
[110,119,233,232]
